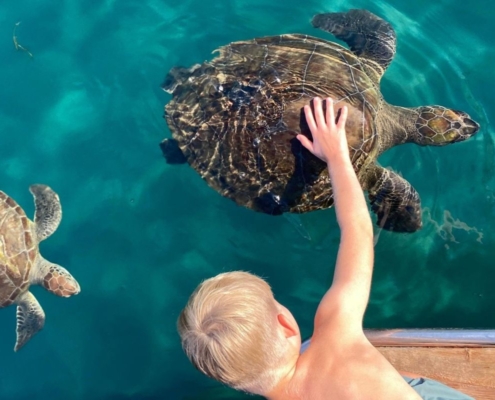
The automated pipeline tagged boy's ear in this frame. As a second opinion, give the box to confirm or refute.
[277,313,298,338]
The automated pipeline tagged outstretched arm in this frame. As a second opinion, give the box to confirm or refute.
[297,98,374,336]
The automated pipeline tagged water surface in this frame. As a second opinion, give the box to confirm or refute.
[0,0,493,398]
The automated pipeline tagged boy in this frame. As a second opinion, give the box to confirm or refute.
[178,98,473,399]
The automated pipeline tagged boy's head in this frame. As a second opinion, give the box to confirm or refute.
[178,271,300,395]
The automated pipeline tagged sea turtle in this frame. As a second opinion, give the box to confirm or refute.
[0,184,80,351]
[161,9,480,232]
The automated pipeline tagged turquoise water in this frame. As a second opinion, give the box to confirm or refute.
[0,0,493,399]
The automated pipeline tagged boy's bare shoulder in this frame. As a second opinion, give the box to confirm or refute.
[289,334,421,400]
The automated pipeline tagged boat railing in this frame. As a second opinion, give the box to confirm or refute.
[301,329,495,352]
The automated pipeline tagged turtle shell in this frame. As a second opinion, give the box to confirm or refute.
[165,34,382,215]
[0,191,37,307]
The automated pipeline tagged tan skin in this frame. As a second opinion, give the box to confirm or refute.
[263,98,422,400]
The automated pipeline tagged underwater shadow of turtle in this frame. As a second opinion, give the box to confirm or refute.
[234,105,329,216]
[252,136,327,216]
[277,107,328,213]
[253,101,352,216]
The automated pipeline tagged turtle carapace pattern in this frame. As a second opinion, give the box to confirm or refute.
[161,9,480,232]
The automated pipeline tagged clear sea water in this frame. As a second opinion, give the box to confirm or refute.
[0,0,493,399]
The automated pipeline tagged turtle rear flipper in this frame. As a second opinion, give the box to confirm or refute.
[15,291,45,351]
[29,184,62,242]
[160,139,187,164]
[366,165,422,232]
[312,9,396,73]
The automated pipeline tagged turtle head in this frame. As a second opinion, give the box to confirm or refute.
[413,106,480,145]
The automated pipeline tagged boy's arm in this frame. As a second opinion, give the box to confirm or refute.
[297,97,374,336]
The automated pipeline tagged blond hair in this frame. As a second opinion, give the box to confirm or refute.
[177,271,289,394]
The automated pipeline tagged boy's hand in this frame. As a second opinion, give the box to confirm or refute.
[297,97,349,163]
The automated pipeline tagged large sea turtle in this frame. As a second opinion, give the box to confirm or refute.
[161,9,479,232]
[0,184,80,351]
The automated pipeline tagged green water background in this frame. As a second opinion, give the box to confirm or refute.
[0,0,493,399]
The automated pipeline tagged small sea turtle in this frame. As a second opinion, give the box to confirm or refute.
[0,185,80,351]
[161,9,480,232]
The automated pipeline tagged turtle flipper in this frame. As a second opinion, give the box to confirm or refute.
[162,64,201,94]
[160,138,187,164]
[33,256,80,297]
[365,165,422,232]
[15,291,45,351]
[312,9,396,73]
[29,184,62,242]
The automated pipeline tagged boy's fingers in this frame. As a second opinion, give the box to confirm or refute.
[337,106,348,129]
[325,98,334,126]
[296,134,314,153]
[313,97,326,128]
[304,105,317,133]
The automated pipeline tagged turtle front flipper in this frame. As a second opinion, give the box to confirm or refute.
[14,291,45,351]
[32,257,80,297]
[29,184,62,242]
[365,165,422,233]
[312,9,396,73]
